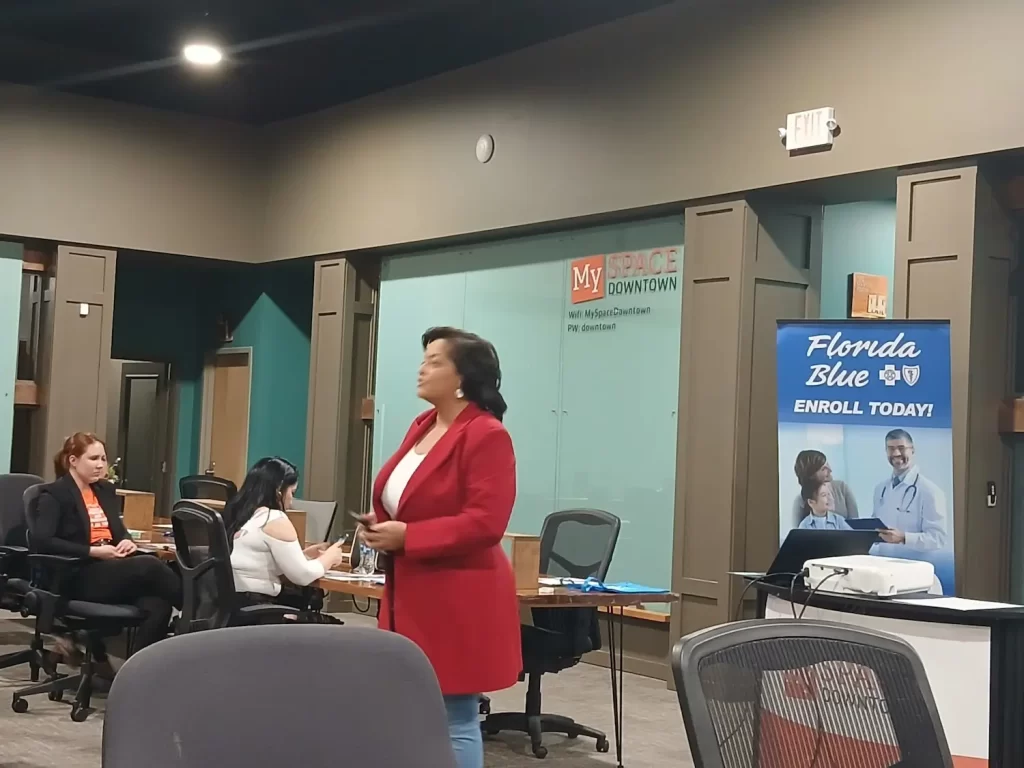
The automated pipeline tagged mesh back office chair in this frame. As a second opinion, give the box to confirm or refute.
[672,619,954,768]
[171,501,296,633]
[0,475,49,679]
[102,625,457,768]
[14,484,145,722]
[483,509,621,758]
[179,475,238,503]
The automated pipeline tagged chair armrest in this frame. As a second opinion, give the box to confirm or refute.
[28,553,88,594]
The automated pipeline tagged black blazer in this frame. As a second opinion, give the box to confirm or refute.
[32,474,127,558]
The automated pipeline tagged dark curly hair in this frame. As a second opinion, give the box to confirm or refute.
[422,326,507,421]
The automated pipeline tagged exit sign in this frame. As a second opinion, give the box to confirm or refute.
[783,107,836,152]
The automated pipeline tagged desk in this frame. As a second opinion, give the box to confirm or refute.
[182,498,307,547]
[319,575,676,768]
[755,580,1024,768]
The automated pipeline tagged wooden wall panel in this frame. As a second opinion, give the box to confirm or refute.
[34,245,116,479]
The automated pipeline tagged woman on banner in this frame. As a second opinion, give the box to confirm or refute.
[797,478,852,531]
[790,450,858,529]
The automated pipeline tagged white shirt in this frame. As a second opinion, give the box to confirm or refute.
[230,507,325,596]
[871,465,948,551]
[380,449,426,518]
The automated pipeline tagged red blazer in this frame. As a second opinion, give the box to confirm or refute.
[372,403,522,696]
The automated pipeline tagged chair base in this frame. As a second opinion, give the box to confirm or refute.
[0,629,57,682]
[11,633,107,722]
[482,712,610,759]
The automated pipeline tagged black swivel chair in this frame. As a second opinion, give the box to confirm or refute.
[672,619,954,768]
[483,509,621,758]
[171,501,302,633]
[0,474,51,680]
[13,484,146,722]
[179,475,238,503]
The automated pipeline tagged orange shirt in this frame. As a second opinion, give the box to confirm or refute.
[82,486,112,544]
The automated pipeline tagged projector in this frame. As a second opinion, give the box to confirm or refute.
[803,555,935,598]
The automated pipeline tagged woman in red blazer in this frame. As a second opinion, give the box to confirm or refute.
[362,326,521,768]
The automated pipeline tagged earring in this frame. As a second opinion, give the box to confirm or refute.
[455,388,464,399]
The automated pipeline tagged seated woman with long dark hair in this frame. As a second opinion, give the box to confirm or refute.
[226,457,346,609]
[34,432,182,679]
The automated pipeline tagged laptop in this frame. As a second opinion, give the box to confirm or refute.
[731,529,879,584]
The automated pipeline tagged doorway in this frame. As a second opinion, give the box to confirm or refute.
[106,360,174,513]
[199,348,252,488]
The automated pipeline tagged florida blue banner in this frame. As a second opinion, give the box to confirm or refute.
[777,320,955,595]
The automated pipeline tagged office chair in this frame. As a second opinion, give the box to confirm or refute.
[179,475,238,504]
[103,625,456,768]
[171,501,303,632]
[672,619,954,768]
[13,484,145,722]
[0,474,50,680]
[483,509,621,758]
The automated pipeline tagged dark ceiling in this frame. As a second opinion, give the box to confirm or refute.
[0,0,675,124]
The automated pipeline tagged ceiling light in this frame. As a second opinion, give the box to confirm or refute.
[183,43,223,67]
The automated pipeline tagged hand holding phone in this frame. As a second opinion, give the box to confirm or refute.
[348,510,376,527]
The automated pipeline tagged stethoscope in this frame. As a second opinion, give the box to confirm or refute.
[879,474,920,513]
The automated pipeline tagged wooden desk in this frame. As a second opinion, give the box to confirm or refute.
[116,489,156,533]
[182,498,307,547]
[318,575,671,609]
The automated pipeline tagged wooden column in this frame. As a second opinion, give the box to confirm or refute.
[671,199,821,641]
[304,256,378,531]
[32,245,117,479]
[894,164,1014,599]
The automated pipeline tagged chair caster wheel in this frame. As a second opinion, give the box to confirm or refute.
[532,745,548,759]
[12,697,28,713]
[596,737,610,753]
[48,689,64,702]
[70,704,92,722]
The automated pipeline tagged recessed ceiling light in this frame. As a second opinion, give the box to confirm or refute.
[183,43,223,67]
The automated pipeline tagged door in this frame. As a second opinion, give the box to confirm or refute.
[106,360,173,513]
[201,349,251,488]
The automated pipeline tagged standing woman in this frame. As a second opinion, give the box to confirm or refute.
[33,432,181,676]
[361,327,521,768]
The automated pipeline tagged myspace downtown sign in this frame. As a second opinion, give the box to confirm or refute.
[569,247,681,305]
[776,319,952,429]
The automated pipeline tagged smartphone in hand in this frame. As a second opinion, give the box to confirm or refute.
[348,510,374,527]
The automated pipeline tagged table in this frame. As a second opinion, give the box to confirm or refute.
[182,498,308,546]
[754,579,1024,768]
[319,575,676,767]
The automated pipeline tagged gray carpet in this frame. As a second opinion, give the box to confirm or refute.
[0,615,693,767]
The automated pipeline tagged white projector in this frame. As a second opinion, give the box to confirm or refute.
[803,555,935,598]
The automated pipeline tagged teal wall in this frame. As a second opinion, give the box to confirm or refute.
[111,257,313,497]
[374,217,684,592]
[0,242,23,472]
[220,262,313,475]
[820,201,897,319]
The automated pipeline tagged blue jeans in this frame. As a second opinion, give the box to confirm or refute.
[444,694,483,768]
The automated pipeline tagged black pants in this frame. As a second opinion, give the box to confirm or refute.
[237,584,313,611]
[71,554,182,656]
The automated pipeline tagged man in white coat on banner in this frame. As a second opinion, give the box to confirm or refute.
[871,428,948,551]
